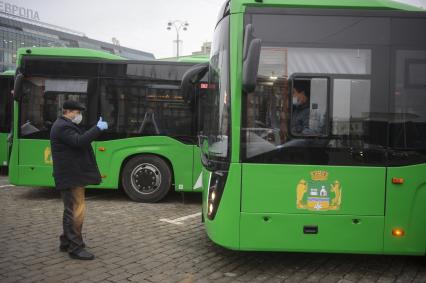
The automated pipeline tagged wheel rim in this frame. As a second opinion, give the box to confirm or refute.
[130,163,162,195]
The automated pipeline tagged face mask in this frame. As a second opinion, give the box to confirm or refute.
[292,96,300,106]
[72,113,83,125]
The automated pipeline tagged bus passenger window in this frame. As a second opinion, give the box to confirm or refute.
[332,79,371,137]
[99,78,193,141]
[390,50,426,150]
[290,77,329,137]
[20,77,88,139]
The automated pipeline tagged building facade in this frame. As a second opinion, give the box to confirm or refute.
[191,42,211,56]
[160,42,211,62]
[0,3,154,72]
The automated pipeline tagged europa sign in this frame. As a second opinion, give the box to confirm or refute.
[0,1,40,21]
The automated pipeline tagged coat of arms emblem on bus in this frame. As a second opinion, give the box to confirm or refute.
[296,170,342,211]
[44,147,53,165]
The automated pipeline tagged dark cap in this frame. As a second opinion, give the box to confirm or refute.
[293,79,311,98]
[62,100,86,111]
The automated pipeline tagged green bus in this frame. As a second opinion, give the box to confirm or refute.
[9,47,207,202]
[0,70,15,172]
[183,0,426,255]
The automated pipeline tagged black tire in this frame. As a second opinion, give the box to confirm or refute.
[121,155,172,202]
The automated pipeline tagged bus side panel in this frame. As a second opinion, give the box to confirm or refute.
[17,139,55,187]
[384,164,426,255]
[12,135,196,192]
[96,137,195,192]
[0,133,8,167]
[204,163,241,250]
[16,139,99,188]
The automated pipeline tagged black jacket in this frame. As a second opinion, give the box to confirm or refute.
[50,116,102,190]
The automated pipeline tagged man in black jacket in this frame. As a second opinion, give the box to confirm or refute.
[50,100,108,260]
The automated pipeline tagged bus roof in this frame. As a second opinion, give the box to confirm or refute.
[158,54,209,64]
[230,0,426,12]
[17,47,124,66]
[177,55,209,63]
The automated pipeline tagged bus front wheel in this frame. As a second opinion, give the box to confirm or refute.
[121,155,172,202]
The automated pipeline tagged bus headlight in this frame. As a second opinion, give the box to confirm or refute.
[207,183,218,219]
[208,203,214,215]
[206,171,228,220]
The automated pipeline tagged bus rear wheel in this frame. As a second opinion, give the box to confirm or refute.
[121,155,172,202]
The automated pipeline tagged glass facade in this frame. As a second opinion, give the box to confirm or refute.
[0,15,154,72]
[0,22,65,71]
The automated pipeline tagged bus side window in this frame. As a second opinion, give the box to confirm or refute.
[332,79,372,140]
[390,51,426,150]
[290,77,329,137]
[20,77,89,139]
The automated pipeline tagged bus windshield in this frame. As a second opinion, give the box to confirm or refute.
[242,12,426,166]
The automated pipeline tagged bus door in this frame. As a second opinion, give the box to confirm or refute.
[15,58,99,187]
[0,74,14,168]
[96,61,198,194]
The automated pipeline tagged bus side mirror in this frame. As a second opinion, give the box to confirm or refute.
[13,73,24,101]
[181,62,209,103]
[242,24,261,93]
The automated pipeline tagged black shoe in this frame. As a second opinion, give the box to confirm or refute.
[59,243,85,252]
[69,248,95,260]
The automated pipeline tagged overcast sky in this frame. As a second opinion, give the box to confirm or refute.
[7,0,426,59]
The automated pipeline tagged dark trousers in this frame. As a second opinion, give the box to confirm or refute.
[60,187,86,252]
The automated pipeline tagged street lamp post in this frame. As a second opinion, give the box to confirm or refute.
[166,20,189,60]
